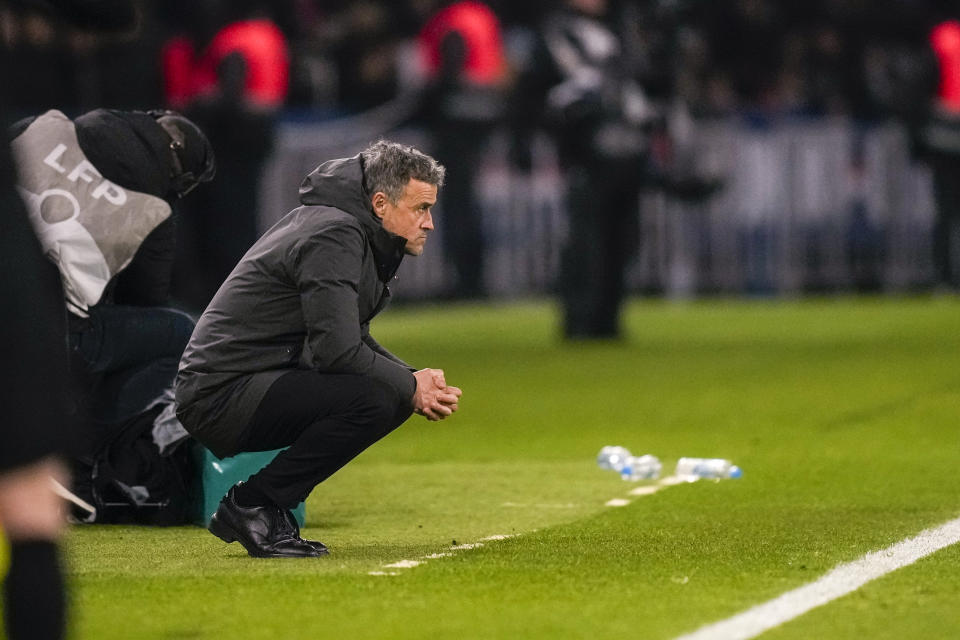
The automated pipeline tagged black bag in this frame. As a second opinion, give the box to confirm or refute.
[87,406,197,525]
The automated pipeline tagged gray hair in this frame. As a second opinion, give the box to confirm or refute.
[361,140,445,203]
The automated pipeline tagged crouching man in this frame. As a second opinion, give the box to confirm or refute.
[175,141,462,557]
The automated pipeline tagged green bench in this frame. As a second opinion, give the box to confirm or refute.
[192,447,306,527]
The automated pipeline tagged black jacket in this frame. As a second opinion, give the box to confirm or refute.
[175,154,416,458]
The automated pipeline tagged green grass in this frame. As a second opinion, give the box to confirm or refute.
[12,296,960,638]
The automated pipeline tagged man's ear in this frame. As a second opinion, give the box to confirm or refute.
[371,192,387,218]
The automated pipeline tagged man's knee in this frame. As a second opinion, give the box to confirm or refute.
[354,378,409,428]
[165,309,196,353]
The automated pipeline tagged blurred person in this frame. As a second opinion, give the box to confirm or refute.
[331,0,401,113]
[1,146,71,640]
[918,16,960,291]
[1,3,138,638]
[8,107,215,507]
[161,0,289,310]
[514,0,665,338]
[176,141,462,558]
[418,0,509,299]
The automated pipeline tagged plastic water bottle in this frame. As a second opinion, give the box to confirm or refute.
[675,457,742,480]
[596,446,632,471]
[619,454,662,481]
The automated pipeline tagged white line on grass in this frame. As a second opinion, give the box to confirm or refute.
[673,515,960,640]
[368,534,518,576]
[383,559,422,569]
[369,475,695,575]
[605,475,692,507]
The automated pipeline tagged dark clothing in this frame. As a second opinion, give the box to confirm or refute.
[9,108,197,478]
[0,142,72,471]
[3,540,65,640]
[173,83,277,310]
[921,22,960,288]
[72,109,180,308]
[435,121,491,297]
[2,9,131,640]
[176,153,416,459]
[931,154,960,287]
[420,3,507,298]
[562,161,641,337]
[111,218,177,307]
[69,304,194,454]
[238,370,412,509]
[12,109,205,502]
[163,18,287,310]
[519,7,652,337]
[68,110,188,431]
[517,8,651,168]
[1,40,72,469]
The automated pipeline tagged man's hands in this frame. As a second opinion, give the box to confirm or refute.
[412,368,462,421]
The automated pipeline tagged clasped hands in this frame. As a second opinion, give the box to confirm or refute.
[412,368,462,421]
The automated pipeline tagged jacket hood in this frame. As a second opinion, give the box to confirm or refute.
[73,109,174,201]
[298,154,407,281]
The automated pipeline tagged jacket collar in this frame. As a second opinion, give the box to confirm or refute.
[369,222,407,282]
[298,154,406,282]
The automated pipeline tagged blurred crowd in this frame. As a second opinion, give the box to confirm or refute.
[3,0,957,320]
[0,0,952,122]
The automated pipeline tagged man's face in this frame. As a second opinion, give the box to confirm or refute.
[372,178,437,256]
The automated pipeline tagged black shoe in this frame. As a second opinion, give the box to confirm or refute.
[208,486,323,558]
[280,509,330,555]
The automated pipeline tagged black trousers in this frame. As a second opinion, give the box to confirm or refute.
[561,160,642,338]
[237,370,413,509]
[931,155,960,288]
[435,120,494,298]
[69,305,194,457]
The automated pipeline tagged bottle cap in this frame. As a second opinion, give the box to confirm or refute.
[729,465,743,479]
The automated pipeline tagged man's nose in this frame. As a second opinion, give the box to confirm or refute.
[422,212,434,230]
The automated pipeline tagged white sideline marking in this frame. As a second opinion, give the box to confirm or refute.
[369,473,695,576]
[604,475,688,506]
[673,515,960,640]
[383,560,422,569]
[369,533,517,576]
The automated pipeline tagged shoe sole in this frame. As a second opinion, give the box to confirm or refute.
[208,514,323,558]
[305,543,331,556]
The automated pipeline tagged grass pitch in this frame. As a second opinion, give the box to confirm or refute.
[14,296,960,638]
